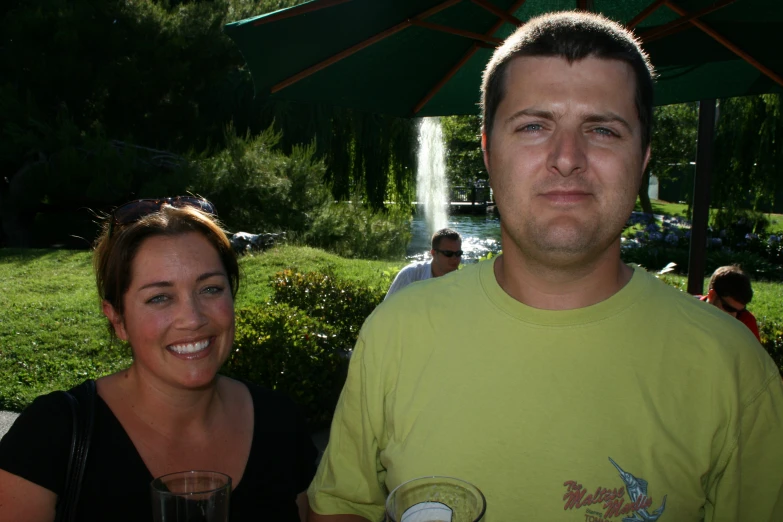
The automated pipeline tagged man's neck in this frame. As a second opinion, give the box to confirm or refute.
[493,243,633,311]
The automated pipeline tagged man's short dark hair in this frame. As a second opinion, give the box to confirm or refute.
[431,228,461,250]
[709,265,753,304]
[480,11,655,154]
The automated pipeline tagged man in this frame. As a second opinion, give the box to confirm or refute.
[384,228,462,299]
[699,265,761,341]
[308,12,783,521]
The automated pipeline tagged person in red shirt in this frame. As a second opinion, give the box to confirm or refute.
[699,265,761,341]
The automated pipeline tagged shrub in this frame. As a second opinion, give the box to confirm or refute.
[192,128,412,260]
[303,201,411,259]
[703,250,783,281]
[737,233,783,268]
[621,211,783,280]
[623,245,782,281]
[621,245,690,274]
[712,208,770,242]
[223,304,345,428]
[192,125,332,235]
[224,271,385,427]
[270,269,384,350]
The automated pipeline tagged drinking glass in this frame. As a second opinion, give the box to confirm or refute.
[386,476,486,522]
[151,470,231,522]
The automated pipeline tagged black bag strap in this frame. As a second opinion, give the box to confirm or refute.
[55,379,96,522]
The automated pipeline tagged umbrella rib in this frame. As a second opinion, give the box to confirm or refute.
[252,0,353,26]
[627,0,667,29]
[639,0,737,44]
[412,0,528,115]
[469,0,522,26]
[414,43,482,115]
[664,0,783,88]
[271,0,463,94]
[411,19,503,44]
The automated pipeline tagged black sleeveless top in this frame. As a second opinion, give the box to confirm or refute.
[0,381,318,521]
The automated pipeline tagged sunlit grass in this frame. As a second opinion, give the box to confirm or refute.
[3,236,781,411]
[0,246,402,411]
[635,198,783,234]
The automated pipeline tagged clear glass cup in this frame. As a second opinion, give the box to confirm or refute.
[386,476,486,522]
[151,470,231,522]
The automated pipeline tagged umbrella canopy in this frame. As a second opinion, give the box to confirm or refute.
[225,0,783,116]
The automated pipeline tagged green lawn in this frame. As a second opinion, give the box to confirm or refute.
[636,198,783,234]
[0,246,403,411]
[635,199,690,217]
[767,214,783,235]
[3,238,782,411]
[235,245,402,308]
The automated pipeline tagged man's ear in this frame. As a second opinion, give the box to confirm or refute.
[482,132,492,186]
[706,288,718,304]
[102,300,128,341]
[642,144,651,178]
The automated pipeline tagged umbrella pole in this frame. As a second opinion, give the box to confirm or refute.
[687,99,717,295]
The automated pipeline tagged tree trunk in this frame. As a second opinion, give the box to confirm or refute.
[638,169,654,214]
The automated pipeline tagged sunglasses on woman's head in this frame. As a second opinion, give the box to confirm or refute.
[109,196,217,236]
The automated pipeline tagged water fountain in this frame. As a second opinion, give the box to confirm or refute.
[408,117,501,262]
[416,118,449,236]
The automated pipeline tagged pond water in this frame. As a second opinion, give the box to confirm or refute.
[407,212,502,263]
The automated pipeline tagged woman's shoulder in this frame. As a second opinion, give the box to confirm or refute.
[0,383,86,494]
[5,387,75,437]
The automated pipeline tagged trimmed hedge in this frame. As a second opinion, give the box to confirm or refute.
[224,271,385,428]
[224,303,345,428]
[270,269,384,350]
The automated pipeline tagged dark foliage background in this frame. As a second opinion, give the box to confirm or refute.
[0,0,416,252]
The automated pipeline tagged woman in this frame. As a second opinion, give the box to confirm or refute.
[0,197,317,521]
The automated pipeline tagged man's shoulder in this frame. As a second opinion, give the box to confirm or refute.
[362,262,486,354]
[397,259,431,275]
[381,262,483,309]
[644,273,740,330]
[642,272,773,368]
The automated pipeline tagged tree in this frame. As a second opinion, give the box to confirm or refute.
[713,94,783,220]
[260,102,417,209]
[0,0,418,245]
[641,102,698,214]
[441,115,485,188]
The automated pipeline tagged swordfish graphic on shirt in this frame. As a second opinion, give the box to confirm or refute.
[609,457,668,522]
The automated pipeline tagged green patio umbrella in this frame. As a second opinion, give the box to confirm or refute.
[224,0,783,116]
[225,0,783,293]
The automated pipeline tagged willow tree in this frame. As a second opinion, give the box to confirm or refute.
[224,1,419,210]
[642,102,699,214]
[1,0,419,246]
[257,101,418,210]
[713,95,783,220]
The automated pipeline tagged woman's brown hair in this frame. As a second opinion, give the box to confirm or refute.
[93,204,240,325]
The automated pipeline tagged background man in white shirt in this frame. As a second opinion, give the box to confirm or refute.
[384,228,462,299]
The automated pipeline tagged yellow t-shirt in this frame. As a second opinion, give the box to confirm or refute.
[308,260,783,521]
